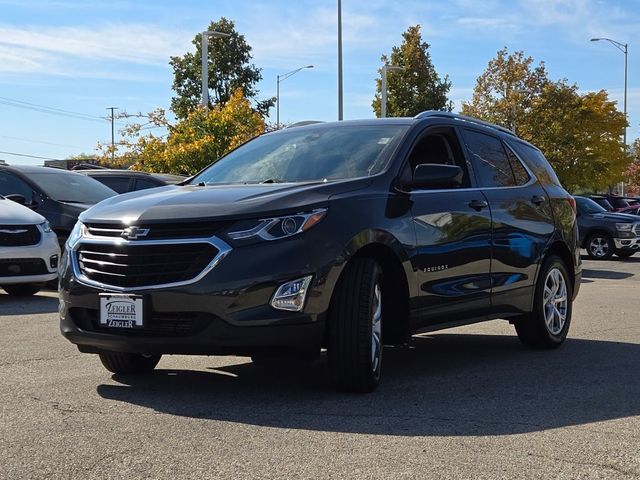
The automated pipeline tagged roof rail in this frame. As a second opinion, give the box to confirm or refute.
[414,111,517,137]
[285,120,326,129]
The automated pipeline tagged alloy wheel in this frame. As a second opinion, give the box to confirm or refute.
[371,282,382,373]
[589,236,609,258]
[543,268,568,335]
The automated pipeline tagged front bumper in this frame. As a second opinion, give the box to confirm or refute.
[0,231,60,285]
[614,237,640,250]
[59,230,343,356]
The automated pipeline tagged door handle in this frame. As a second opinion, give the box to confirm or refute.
[468,199,488,211]
[531,195,546,206]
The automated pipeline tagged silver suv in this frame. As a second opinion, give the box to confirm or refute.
[0,195,60,296]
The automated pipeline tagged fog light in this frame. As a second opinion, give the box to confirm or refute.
[270,275,313,312]
[50,255,59,269]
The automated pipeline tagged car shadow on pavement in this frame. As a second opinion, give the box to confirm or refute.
[581,269,634,280]
[96,334,639,436]
[0,293,59,315]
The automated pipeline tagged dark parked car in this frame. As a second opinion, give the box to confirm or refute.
[78,169,185,194]
[574,196,639,259]
[586,195,615,211]
[60,112,581,393]
[619,205,640,216]
[0,165,116,246]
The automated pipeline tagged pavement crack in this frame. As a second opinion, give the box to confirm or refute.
[526,452,639,477]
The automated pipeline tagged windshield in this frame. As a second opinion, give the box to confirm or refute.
[29,172,116,204]
[191,124,409,185]
[576,197,607,214]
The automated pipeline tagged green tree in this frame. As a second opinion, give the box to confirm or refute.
[169,17,274,119]
[101,90,265,176]
[462,48,630,192]
[372,25,452,117]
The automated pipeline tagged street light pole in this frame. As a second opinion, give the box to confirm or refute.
[106,107,118,162]
[276,65,314,127]
[201,30,230,109]
[591,37,629,194]
[380,64,403,118]
[337,0,343,121]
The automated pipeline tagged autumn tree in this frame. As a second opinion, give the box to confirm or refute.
[170,18,274,119]
[462,48,630,192]
[99,90,265,175]
[625,139,640,195]
[372,25,452,117]
[461,48,548,130]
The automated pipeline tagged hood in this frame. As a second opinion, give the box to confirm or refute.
[80,179,371,224]
[0,197,45,225]
[590,212,639,223]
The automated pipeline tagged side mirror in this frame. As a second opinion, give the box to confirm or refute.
[407,164,463,190]
[5,194,26,206]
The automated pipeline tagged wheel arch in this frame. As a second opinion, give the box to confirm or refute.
[326,231,412,346]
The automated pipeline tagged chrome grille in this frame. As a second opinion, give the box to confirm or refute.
[85,222,230,240]
[75,242,219,289]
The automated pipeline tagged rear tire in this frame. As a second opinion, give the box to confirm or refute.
[615,250,636,258]
[515,255,572,349]
[327,257,383,393]
[2,283,43,296]
[586,233,613,259]
[99,352,161,374]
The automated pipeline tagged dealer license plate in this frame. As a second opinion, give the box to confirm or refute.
[99,294,144,329]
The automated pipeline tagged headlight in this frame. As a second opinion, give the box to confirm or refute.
[66,221,85,249]
[615,223,633,232]
[228,209,327,242]
[38,221,52,233]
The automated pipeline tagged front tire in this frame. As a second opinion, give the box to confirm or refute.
[99,352,161,374]
[2,283,43,296]
[327,257,383,393]
[586,233,614,259]
[515,255,572,349]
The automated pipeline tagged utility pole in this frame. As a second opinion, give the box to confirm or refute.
[337,0,343,121]
[590,37,629,195]
[107,107,118,162]
[276,65,314,127]
[380,64,404,118]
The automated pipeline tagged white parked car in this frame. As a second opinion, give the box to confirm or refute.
[0,195,60,296]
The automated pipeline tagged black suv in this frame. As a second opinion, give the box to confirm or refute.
[0,165,116,247]
[575,196,639,259]
[59,112,581,392]
[77,169,186,194]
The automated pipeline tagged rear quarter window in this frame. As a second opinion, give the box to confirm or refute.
[508,140,562,187]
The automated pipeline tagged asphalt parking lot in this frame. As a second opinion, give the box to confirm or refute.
[1,256,639,480]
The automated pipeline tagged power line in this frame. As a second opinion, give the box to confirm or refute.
[0,134,92,150]
[0,96,114,123]
[0,150,64,161]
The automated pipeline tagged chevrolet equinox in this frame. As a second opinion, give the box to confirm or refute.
[59,112,581,392]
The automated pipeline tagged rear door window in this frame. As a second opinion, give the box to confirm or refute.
[462,129,515,188]
[94,176,132,194]
[504,145,531,186]
[134,178,161,191]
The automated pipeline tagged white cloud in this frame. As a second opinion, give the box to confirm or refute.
[0,23,193,76]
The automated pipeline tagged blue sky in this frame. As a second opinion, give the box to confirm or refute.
[0,0,639,165]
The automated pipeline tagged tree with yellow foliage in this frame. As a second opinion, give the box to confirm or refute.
[462,48,630,192]
[100,89,265,175]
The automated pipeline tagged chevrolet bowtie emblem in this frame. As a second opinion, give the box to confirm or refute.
[121,226,150,240]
